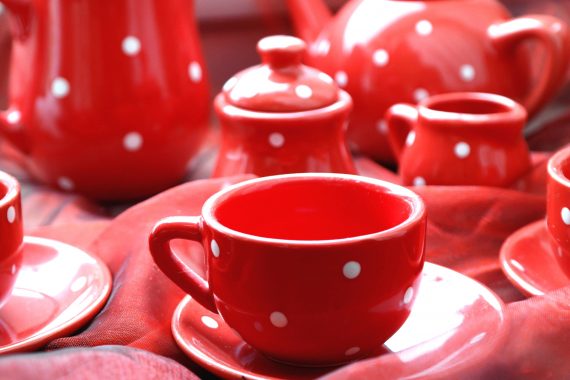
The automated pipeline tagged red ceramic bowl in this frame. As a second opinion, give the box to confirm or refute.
[547,146,570,277]
[149,173,427,366]
[0,171,23,307]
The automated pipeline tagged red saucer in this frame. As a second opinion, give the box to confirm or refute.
[500,220,570,297]
[172,263,506,379]
[0,236,112,354]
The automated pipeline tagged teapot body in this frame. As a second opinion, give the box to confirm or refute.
[300,0,567,162]
[6,0,210,200]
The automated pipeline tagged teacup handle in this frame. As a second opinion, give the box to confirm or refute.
[489,15,569,116]
[385,103,419,163]
[148,216,217,313]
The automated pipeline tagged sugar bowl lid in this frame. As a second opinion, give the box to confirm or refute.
[222,35,339,112]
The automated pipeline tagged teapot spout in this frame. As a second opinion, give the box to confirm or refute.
[286,0,331,44]
[2,0,33,39]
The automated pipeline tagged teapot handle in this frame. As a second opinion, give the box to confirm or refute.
[385,103,419,163]
[489,15,569,116]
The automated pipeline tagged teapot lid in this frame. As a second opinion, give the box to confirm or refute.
[222,35,339,112]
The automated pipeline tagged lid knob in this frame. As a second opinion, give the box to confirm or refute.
[257,35,306,69]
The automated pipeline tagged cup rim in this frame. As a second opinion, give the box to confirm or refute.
[547,145,570,188]
[0,171,19,211]
[418,92,526,126]
[202,173,426,246]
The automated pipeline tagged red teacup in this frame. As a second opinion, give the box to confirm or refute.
[547,146,570,277]
[386,92,531,187]
[149,173,426,366]
[0,171,23,306]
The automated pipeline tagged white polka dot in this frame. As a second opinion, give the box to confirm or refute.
[51,77,70,98]
[201,315,219,329]
[188,61,202,83]
[123,132,143,152]
[70,276,87,292]
[454,142,471,159]
[0,4,5,15]
[460,64,475,82]
[372,49,389,67]
[58,177,74,191]
[6,110,21,124]
[343,261,361,279]
[211,240,220,258]
[335,71,348,87]
[345,347,361,356]
[377,120,388,134]
[561,207,570,225]
[254,321,264,332]
[318,72,334,84]
[270,312,288,328]
[269,132,285,148]
[413,177,426,187]
[223,77,238,92]
[6,206,15,223]
[406,131,416,146]
[122,36,141,56]
[416,20,433,36]
[10,264,16,275]
[552,22,563,33]
[403,287,414,304]
[295,85,312,99]
[413,88,429,102]
[315,39,331,55]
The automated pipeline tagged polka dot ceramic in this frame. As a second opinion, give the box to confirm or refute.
[149,173,427,366]
[287,0,569,163]
[546,146,570,278]
[385,92,531,187]
[213,35,356,178]
[0,1,210,201]
[0,171,23,307]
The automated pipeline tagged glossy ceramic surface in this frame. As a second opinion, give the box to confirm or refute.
[0,171,22,306]
[500,220,569,297]
[0,0,210,201]
[172,262,507,380]
[287,0,569,162]
[546,146,570,277]
[0,236,112,354]
[150,173,427,366]
[385,92,531,187]
[213,36,355,177]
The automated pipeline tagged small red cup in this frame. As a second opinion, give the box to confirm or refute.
[547,146,570,277]
[0,171,23,306]
[149,173,426,366]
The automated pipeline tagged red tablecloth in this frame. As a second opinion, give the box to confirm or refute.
[0,115,568,379]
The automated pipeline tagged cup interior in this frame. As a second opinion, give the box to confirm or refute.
[0,182,7,201]
[428,97,511,115]
[212,177,415,240]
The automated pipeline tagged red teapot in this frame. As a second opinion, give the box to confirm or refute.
[287,0,569,163]
[0,0,210,201]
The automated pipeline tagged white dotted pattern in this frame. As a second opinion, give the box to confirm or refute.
[416,20,433,36]
[377,120,388,134]
[269,133,285,148]
[345,347,361,356]
[122,36,141,56]
[6,206,15,224]
[211,240,220,258]
[123,132,143,152]
[406,131,416,146]
[372,49,389,67]
[335,71,348,87]
[270,312,288,328]
[52,78,70,98]
[454,142,471,159]
[413,177,426,187]
[562,207,570,225]
[58,177,74,191]
[343,261,361,279]
[201,316,219,329]
[403,287,414,304]
[460,64,475,82]
[188,62,202,83]
[295,85,313,99]
[6,110,21,124]
[413,88,429,102]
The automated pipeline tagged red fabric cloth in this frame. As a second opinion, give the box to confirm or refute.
[0,119,568,379]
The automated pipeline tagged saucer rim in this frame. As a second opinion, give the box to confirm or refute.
[499,219,569,297]
[0,236,113,354]
[171,262,506,380]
